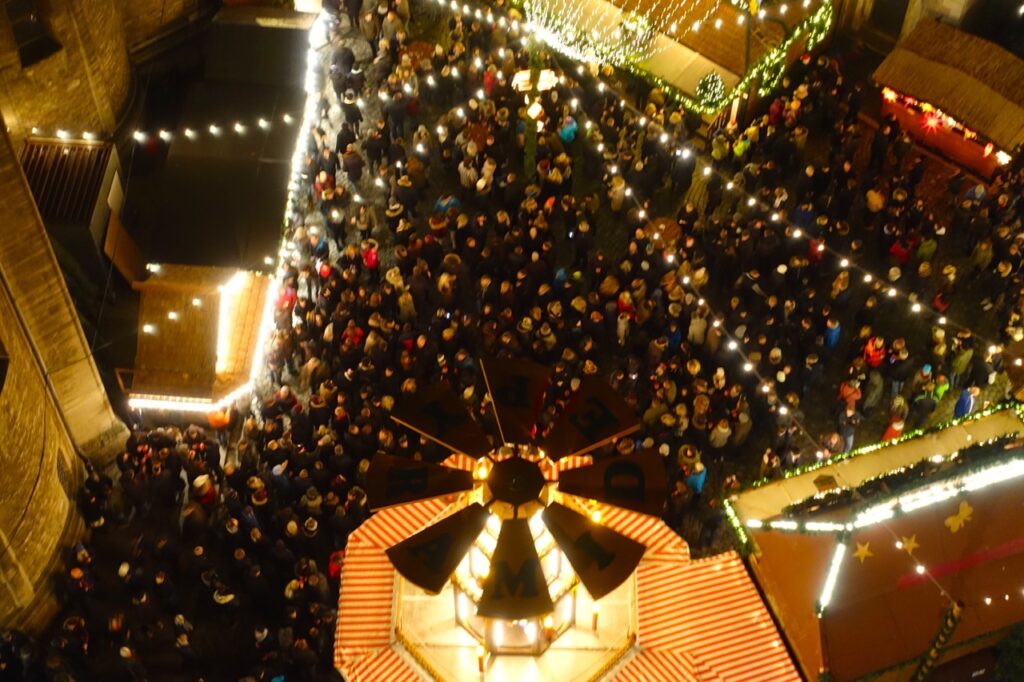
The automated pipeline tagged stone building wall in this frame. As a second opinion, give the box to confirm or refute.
[0,273,81,632]
[0,0,131,146]
[120,0,200,50]
[0,121,128,631]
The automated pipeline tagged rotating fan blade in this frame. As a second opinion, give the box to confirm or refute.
[478,518,554,619]
[385,503,490,594]
[557,449,668,517]
[390,382,491,458]
[366,453,475,511]
[542,502,645,600]
[480,357,551,444]
[539,377,640,460]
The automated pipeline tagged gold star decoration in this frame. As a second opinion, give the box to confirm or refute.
[853,542,873,563]
[899,534,920,555]
[944,501,974,534]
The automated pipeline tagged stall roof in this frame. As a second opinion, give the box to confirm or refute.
[873,19,1024,152]
[130,264,271,408]
[744,420,1024,681]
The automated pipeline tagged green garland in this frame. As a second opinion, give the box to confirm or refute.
[724,401,1024,551]
[618,1,834,114]
[749,400,1024,488]
[911,602,963,681]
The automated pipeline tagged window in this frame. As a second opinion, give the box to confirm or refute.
[5,0,61,68]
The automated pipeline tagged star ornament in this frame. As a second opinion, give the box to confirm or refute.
[853,542,873,563]
[899,534,920,555]
[944,500,974,534]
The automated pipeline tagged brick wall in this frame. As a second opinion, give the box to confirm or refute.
[0,0,131,145]
[0,249,80,630]
[121,0,199,50]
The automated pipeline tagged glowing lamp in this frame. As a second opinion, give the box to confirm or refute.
[526,101,544,120]
[882,87,897,103]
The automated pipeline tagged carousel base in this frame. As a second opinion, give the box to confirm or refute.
[395,575,637,681]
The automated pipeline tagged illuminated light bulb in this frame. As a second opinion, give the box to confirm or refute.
[133,130,146,142]
[610,164,619,174]
[145,263,161,273]
[747,197,756,207]
[56,129,69,140]
[938,316,947,325]
[282,113,294,124]
[816,450,825,460]
[456,107,465,117]
[988,345,999,355]
[840,258,849,268]
[436,125,444,135]
[803,0,810,6]
[659,132,668,143]
[1016,358,1023,367]
[682,276,691,284]
[779,406,788,415]
[682,148,691,159]
[374,178,384,188]
[31,127,39,134]
[743,362,753,372]
[624,187,633,197]
[233,122,246,134]
[665,254,675,263]
[638,210,646,219]
[703,166,711,176]
[427,75,436,87]
[638,116,647,127]
[985,597,992,605]
[158,130,172,142]
[473,57,482,69]
[761,384,771,393]
[698,298,705,306]
[888,288,897,297]
[499,48,506,59]
[712,320,720,328]
[780,3,788,14]
[915,565,925,574]
[737,14,745,24]
[726,182,734,190]
[714,18,723,29]
[619,99,626,108]
[209,124,221,135]
[184,128,197,140]
[571,98,579,110]
[792,229,803,238]
[353,194,362,203]
[863,273,873,283]
[895,540,903,549]
[817,243,825,252]
[728,340,738,351]
[596,143,605,152]
[191,298,202,307]
[258,118,270,130]
[167,311,179,321]
[451,67,460,78]
[591,510,601,522]
[758,8,766,18]
[598,82,606,93]
[584,120,592,130]
[771,212,780,221]
[692,20,701,31]
[142,324,156,334]
[911,303,921,313]
[415,143,425,154]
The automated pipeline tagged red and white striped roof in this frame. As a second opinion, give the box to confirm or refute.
[344,647,422,682]
[614,650,723,682]
[634,554,799,681]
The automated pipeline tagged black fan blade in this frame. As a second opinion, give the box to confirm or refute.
[480,357,551,444]
[390,382,492,458]
[542,502,645,600]
[365,453,475,510]
[477,518,554,619]
[557,449,668,517]
[539,377,640,460]
[386,503,490,594]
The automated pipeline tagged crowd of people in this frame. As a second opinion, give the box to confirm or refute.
[4,0,1024,679]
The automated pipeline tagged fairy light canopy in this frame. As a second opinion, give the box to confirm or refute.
[366,357,668,651]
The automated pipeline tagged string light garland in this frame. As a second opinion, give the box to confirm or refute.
[879,87,1013,166]
[615,1,833,114]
